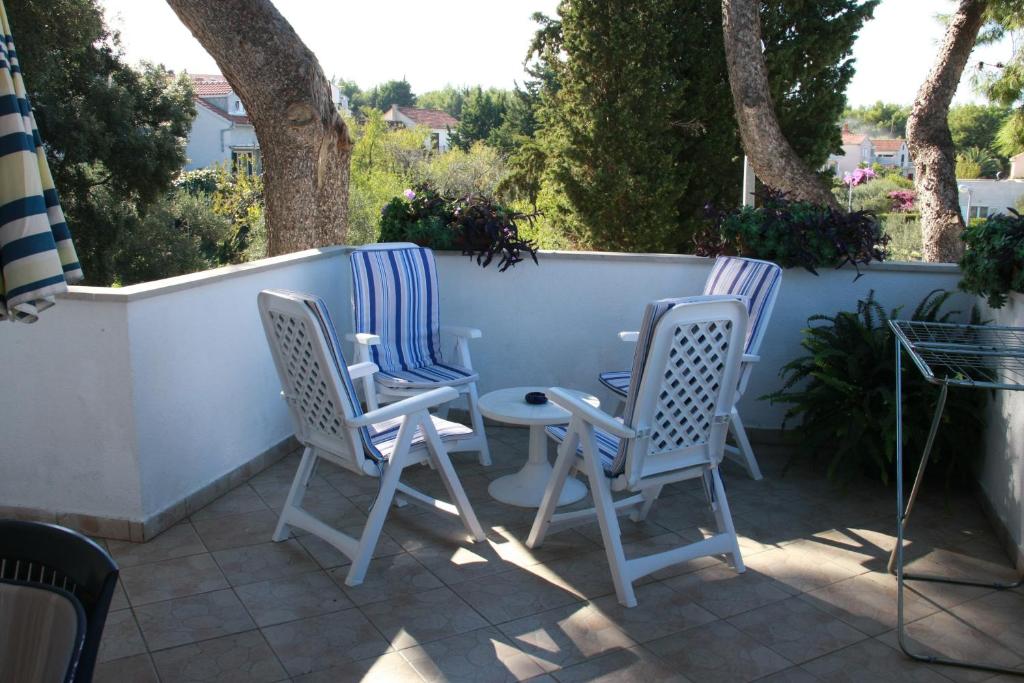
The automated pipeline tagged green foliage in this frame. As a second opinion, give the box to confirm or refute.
[842,101,911,137]
[959,209,1024,308]
[450,88,512,151]
[360,79,417,111]
[879,212,923,262]
[834,176,914,213]
[765,290,986,487]
[948,104,1010,166]
[7,0,196,285]
[531,0,876,254]
[417,86,469,118]
[956,147,999,179]
[379,185,538,271]
[696,190,888,276]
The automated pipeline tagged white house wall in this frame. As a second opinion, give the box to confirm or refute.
[184,105,232,170]
[955,179,1024,218]
[226,125,258,150]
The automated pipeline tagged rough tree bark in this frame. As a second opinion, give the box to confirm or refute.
[721,0,840,208]
[166,0,352,255]
[906,0,987,263]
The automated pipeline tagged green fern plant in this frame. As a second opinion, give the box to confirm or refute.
[764,290,986,487]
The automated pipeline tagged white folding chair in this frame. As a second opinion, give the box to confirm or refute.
[530,296,748,607]
[349,243,491,466]
[598,256,782,479]
[257,289,485,587]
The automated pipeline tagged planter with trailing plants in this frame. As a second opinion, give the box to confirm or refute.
[764,289,986,487]
[695,188,889,278]
[959,209,1024,309]
[379,184,538,271]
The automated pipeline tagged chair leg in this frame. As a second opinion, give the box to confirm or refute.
[729,408,762,480]
[420,413,486,541]
[527,427,578,549]
[580,428,636,608]
[273,446,317,542]
[466,383,492,466]
[706,468,745,573]
[631,485,663,522]
[345,428,414,586]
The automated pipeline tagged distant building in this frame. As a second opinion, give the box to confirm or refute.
[1010,152,1024,179]
[825,124,913,178]
[955,179,1024,220]
[381,104,459,151]
[183,74,349,172]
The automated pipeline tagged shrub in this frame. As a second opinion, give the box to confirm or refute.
[379,184,538,271]
[888,189,916,212]
[765,290,985,487]
[696,189,888,277]
[959,209,1024,308]
[879,212,922,262]
[833,175,913,213]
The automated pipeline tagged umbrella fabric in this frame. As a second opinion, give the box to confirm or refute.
[0,0,82,323]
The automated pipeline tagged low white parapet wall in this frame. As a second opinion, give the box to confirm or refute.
[978,293,1024,569]
[0,247,968,538]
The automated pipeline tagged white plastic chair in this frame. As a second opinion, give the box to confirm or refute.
[258,289,485,586]
[598,256,782,480]
[349,243,491,466]
[529,296,748,608]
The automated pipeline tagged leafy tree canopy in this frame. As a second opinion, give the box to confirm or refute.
[359,79,417,111]
[532,0,875,253]
[842,100,911,138]
[7,0,195,284]
[417,86,469,118]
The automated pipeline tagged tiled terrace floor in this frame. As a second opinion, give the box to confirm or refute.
[94,427,1024,682]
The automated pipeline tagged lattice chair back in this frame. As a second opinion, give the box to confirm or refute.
[703,256,782,390]
[618,296,747,488]
[258,289,381,474]
[350,244,443,375]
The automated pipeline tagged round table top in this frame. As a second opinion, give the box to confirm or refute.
[477,386,599,426]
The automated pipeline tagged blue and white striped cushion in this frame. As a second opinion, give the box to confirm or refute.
[300,292,473,461]
[351,246,444,375]
[598,370,631,397]
[368,414,472,460]
[599,258,782,399]
[704,256,782,355]
[545,423,621,476]
[376,362,478,390]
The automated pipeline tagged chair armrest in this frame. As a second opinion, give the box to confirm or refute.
[441,325,482,340]
[347,387,459,427]
[345,332,381,346]
[618,331,639,343]
[347,362,378,380]
[548,387,636,439]
[742,353,760,364]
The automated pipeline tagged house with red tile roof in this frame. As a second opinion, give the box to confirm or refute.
[183,74,349,172]
[381,104,459,151]
[825,124,913,178]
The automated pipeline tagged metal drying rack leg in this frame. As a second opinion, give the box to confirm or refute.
[891,338,1024,677]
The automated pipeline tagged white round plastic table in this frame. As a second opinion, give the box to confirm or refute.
[479,386,598,508]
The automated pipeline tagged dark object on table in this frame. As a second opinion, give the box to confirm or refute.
[0,520,119,682]
[525,391,548,405]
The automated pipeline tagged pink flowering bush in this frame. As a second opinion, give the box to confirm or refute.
[842,167,876,187]
[888,189,916,212]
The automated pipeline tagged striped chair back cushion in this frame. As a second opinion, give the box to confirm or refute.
[350,247,442,375]
[613,297,690,475]
[262,289,385,463]
[703,257,782,355]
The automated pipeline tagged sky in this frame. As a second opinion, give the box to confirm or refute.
[98,0,1014,107]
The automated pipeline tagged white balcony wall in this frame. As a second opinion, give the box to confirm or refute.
[0,247,969,530]
[978,293,1024,568]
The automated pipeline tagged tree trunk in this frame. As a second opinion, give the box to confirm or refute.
[906,0,987,263]
[165,0,352,256]
[721,0,839,209]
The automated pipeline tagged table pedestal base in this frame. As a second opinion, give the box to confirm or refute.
[488,425,587,508]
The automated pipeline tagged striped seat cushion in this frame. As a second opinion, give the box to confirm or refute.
[369,414,473,460]
[598,370,631,397]
[376,362,478,390]
[545,423,621,477]
[298,292,473,462]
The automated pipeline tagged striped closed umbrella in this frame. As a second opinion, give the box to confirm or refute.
[0,0,82,323]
